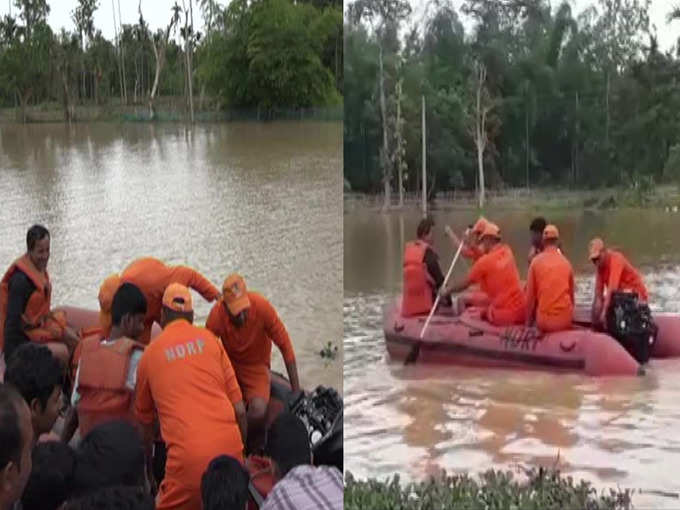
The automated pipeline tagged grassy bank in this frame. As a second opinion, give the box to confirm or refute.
[344,185,680,213]
[0,98,343,123]
[344,468,633,510]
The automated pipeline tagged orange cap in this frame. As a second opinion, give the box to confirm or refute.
[98,274,121,331]
[222,274,250,315]
[480,222,501,239]
[543,224,559,240]
[162,283,193,312]
[472,217,489,235]
[588,238,605,260]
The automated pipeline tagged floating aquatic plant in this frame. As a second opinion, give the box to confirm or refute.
[344,468,633,510]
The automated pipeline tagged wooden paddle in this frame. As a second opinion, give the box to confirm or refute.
[404,234,465,365]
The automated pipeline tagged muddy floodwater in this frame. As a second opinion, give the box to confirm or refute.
[345,208,680,507]
[0,121,342,392]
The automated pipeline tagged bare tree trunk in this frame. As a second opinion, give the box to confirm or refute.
[149,42,163,119]
[605,70,610,146]
[422,94,426,215]
[61,69,73,123]
[378,44,390,211]
[396,79,403,208]
[18,89,31,123]
[184,0,195,123]
[525,101,529,189]
[475,62,487,209]
[118,0,128,105]
[575,90,579,183]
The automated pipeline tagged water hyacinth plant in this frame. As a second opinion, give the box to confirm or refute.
[344,468,633,510]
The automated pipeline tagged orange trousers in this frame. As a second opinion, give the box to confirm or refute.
[156,448,244,510]
[234,363,270,402]
[536,312,572,333]
[486,305,526,326]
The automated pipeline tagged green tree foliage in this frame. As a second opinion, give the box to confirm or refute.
[345,0,680,196]
[0,0,343,117]
[197,0,341,109]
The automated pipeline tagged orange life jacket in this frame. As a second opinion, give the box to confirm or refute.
[0,255,66,351]
[71,329,104,384]
[246,455,275,509]
[76,336,145,438]
[402,241,435,317]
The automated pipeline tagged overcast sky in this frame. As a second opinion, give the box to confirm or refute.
[0,0,677,50]
[350,0,679,52]
[0,0,208,41]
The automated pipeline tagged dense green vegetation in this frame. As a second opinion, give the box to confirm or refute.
[344,0,680,206]
[344,468,633,509]
[0,0,342,121]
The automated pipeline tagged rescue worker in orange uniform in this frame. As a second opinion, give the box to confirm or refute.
[120,257,221,343]
[441,223,527,326]
[525,225,574,333]
[135,283,247,510]
[588,238,649,327]
[401,217,449,317]
[446,216,489,262]
[206,274,300,453]
[65,282,147,441]
[0,225,79,365]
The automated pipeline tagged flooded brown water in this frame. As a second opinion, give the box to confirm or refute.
[344,208,680,507]
[0,121,342,392]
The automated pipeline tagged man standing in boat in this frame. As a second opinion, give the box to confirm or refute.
[402,217,451,317]
[440,223,526,326]
[206,273,300,453]
[525,225,574,332]
[0,225,79,365]
[588,238,648,327]
[135,283,247,509]
[120,257,221,343]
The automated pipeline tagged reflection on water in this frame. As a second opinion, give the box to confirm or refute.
[0,122,342,392]
[344,209,680,507]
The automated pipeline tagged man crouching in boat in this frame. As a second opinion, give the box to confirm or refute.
[62,282,147,443]
[588,238,648,327]
[120,256,222,344]
[525,225,574,333]
[402,217,451,317]
[206,274,300,453]
[440,223,527,326]
[135,284,247,509]
[0,225,79,365]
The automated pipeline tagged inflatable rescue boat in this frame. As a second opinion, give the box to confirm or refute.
[383,298,680,376]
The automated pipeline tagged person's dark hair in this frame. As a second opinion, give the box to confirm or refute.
[201,455,250,510]
[111,283,147,327]
[5,343,64,411]
[26,224,50,251]
[21,441,76,510]
[64,486,153,510]
[161,306,194,325]
[265,412,311,478]
[0,383,25,471]
[73,421,145,497]
[529,217,547,233]
[416,217,435,239]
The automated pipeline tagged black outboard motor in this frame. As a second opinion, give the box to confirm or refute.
[288,385,343,472]
[606,291,658,364]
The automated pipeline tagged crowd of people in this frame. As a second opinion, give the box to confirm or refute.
[0,225,343,510]
[402,215,649,335]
